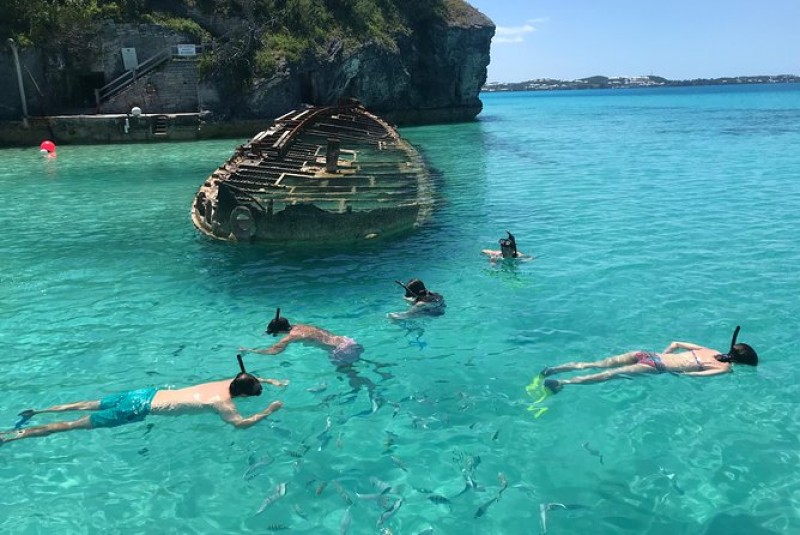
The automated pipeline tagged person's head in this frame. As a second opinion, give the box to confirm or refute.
[266,308,291,336]
[716,326,759,366]
[229,354,263,397]
[397,279,428,301]
[726,343,758,366]
[498,231,518,258]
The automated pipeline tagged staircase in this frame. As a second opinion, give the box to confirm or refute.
[94,45,204,115]
[153,115,168,136]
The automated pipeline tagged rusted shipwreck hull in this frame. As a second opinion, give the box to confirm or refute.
[191,101,433,243]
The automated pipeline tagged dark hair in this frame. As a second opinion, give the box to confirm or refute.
[729,343,758,366]
[266,308,291,335]
[230,354,263,396]
[498,231,518,258]
[404,279,427,298]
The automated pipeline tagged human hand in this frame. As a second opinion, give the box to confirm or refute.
[263,378,290,387]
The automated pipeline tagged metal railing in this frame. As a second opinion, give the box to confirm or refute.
[94,44,205,109]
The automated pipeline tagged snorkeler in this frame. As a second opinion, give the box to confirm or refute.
[482,231,532,262]
[540,326,758,394]
[240,308,364,366]
[387,279,446,320]
[241,309,385,413]
[0,355,286,446]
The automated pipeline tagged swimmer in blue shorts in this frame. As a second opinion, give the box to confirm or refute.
[540,326,758,394]
[241,308,364,366]
[1,355,286,446]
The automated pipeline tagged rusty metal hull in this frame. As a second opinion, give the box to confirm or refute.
[191,101,433,243]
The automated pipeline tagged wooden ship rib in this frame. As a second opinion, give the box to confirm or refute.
[191,100,433,243]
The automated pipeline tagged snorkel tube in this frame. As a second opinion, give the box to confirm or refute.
[266,308,281,335]
[232,353,262,396]
[715,325,741,362]
[395,280,416,297]
[507,231,518,256]
[498,231,518,258]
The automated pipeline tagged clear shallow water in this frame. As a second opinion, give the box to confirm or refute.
[2,84,800,534]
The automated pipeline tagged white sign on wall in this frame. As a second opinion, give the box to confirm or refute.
[121,48,138,71]
[176,44,197,57]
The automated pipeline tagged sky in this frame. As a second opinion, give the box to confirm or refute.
[466,0,800,83]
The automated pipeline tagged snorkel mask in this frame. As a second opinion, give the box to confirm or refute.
[266,308,291,336]
[396,279,426,300]
[231,354,262,396]
[498,231,518,258]
[715,325,741,363]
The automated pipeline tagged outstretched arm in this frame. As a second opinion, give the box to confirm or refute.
[663,341,705,354]
[257,377,290,387]
[217,400,283,429]
[240,335,294,356]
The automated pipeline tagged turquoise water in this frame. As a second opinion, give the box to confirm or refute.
[2,84,800,534]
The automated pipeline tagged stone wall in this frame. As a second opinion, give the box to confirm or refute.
[100,58,200,115]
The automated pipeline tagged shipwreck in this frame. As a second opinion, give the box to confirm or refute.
[190,100,433,243]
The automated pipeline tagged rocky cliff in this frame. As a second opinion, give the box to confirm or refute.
[235,5,495,125]
[0,0,494,134]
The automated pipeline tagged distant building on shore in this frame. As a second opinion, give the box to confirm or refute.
[482,74,800,92]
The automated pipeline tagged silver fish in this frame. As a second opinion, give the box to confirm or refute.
[317,416,332,451]
[256,483,287,515]
[474,473,508,518]
[243,454,273,480]
[340,506,352,535]
[333,479,353,506]
[659,466,685,495]
[307,381,328,393]
[391,455,408,472]
[539,502,588,533]
[292,503,308,520]
[370,476,393,494]
[539,503,564,534]
[474,497,498,518]
[377,497,404,526]
[427,494,452,506]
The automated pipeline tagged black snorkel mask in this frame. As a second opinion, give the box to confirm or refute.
[235,353,262,396]
[395,281,417,297]
[715,325,741,363]
[498,231,518,257]
[266,308,282,336]
[395,279,428,300]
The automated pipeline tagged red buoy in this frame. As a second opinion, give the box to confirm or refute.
[40,140,56,153]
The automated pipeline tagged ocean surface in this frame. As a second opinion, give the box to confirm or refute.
[2,84,799,534]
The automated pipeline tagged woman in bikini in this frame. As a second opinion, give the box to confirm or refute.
[541,326,758,393]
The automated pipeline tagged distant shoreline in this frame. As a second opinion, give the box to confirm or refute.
[483,74,800,93]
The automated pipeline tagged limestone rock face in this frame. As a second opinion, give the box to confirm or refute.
[215,4,495,125]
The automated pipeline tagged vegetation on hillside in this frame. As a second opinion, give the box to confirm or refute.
[2,0,465,91]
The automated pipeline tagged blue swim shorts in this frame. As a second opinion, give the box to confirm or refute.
[89,387,158,429]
